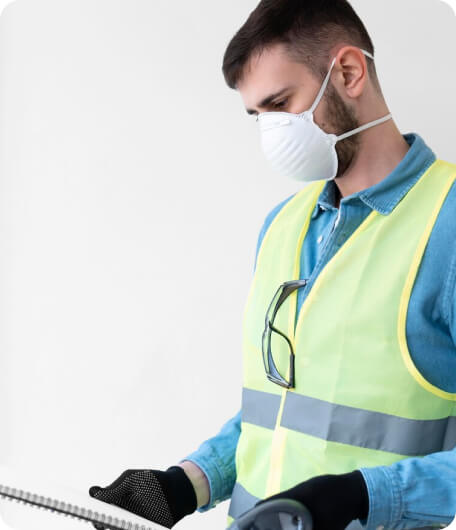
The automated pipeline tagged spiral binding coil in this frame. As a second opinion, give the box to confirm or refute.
[0,483,156,530]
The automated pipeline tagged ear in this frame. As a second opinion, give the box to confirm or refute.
[333,46,370,99]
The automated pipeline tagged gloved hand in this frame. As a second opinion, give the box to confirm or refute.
[254,470,369,530]
[88,466,197,529]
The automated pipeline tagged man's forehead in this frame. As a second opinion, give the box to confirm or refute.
[238,53,313,113]
[240,46,301,85]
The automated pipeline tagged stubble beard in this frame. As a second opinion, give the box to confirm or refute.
[324,83,361,180]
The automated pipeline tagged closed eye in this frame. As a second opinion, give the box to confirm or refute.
[253,98,289,122]
[273,99,288,109]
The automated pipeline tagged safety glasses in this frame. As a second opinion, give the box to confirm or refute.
[261,279,309,389]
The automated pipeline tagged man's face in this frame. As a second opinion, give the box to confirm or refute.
[237,42,360,179]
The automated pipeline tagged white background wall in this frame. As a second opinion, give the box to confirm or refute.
[0,1,455,529]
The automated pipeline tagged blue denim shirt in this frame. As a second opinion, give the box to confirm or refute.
[181,132,456,529]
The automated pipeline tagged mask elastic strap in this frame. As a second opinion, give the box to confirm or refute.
[308,57,337,114]
[335,113,393,141]
[308,48,375,115]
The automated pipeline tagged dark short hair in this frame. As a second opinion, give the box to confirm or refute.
[222,0,380,93]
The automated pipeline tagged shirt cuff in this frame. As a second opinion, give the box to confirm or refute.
[358,465,403,530]
[178,451,230,513]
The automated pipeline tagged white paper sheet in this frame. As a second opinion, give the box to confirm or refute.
[0,464,168,530]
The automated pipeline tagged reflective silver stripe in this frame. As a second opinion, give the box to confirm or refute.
[241,387,281,430]
[228,481,260,520]
[241,387,456,456]
[442,413,456,451]
[281,391,456,457]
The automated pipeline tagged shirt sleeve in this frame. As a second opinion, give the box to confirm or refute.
[447,243,456,346]
[178,408,241,512]
[358,448,456,529]
[356,200,456,529]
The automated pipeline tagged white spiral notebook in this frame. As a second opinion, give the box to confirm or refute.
[0,464,167,530]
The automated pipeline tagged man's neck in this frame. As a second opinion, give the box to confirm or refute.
[334,120,410,202]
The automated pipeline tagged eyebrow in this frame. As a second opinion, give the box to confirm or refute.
[245,87,292,115]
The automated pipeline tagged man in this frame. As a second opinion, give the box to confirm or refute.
[88,1,456,529]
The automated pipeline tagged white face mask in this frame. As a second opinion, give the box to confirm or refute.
[256,49,393,182]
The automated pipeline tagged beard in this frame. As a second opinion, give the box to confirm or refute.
[323,83,360,179]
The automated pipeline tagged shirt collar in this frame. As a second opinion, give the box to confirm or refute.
[311,132,437,218]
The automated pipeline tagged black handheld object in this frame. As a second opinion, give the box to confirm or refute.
[227,498,313,530]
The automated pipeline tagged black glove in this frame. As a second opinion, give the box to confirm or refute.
[88,466,197,529]
[254,470,369,530]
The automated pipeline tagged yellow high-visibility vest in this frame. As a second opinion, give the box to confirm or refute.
[226,159,456,530]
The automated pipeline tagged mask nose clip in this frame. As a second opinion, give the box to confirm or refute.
[258,117,292,132]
